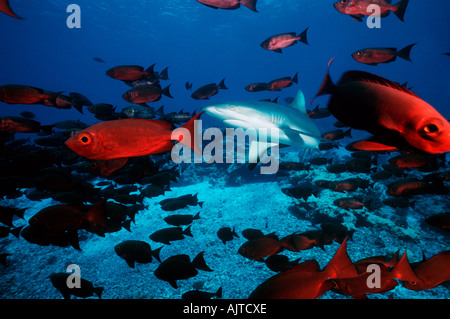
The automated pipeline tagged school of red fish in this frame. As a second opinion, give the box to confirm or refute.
[0,0,449,300]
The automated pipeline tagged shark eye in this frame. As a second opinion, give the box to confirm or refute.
[228,105,237,111]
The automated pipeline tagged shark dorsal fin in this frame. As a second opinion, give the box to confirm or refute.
[290,90,307,114]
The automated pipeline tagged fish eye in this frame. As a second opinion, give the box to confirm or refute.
[228,105,237,111]
[29,217,38,225]
[78,133,92,145]
[419,120,443,139]
[340,0,348,4]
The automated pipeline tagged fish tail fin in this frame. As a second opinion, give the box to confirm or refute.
[86,198,108,228]
[192,251,213,272]
[323,237,358,279]
[396,43,416,62]
[393,0,409,21]
[0,0,23,19]
[239,0,258,12]
[94,287,104,299]
[183,225,193,237]
[217,78,228,90]
[292,72,299,84]
[216,286,223,299]
[298,27,309,45]
[390,251,421,282]
[162,85,173,98]
[173,111,204,154]
[72,103,84,114]
[152,246,163,263]
[159,67,169,80]
[145,64,156,78]
[311,58,336,104]
[40,125,54,135]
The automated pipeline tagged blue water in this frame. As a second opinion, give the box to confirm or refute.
[0,0,449,300]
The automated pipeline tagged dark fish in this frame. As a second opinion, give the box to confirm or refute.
[185,82,193,91]
[321,129,352,141]
[245,82,268,92]
[352,44,416,65]
[314,59,450,154]
[278,162,310,171]
[0,225,23,239]
[122,84,173,105]
[154,252,213,288]
[182,287,223,300]
[191,79,227,100]
[196,0,258,12]
[307,105,331,119]
[260,28,308,53]
[49,273,104,299]
[87,103,118,121]
[316,178,372,193]
[20,111,35,119]
[333,0,410,22]
[69,92,93,113]
[266,73,298,91]
[281,183,321,201]
[425,213,450,232]
[114,240,162,268]
[383,197,414,209]
[0,116,53,135]
[159,194,204,211]
[93,57,105,63]
[120,105,163,119]
[264,254,301,272]
[217,226,239,244]
[0,206,26,227]
[149,226,193,245]
[164,211,201,226]
[320,223,355,244]
[241,228,265,240]
[0,0,22,19]
[158,109,197,124]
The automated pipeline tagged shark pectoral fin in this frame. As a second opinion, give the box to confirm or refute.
[248,141,278,170]
[281,127,305,146]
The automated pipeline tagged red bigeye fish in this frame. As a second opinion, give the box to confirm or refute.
[266,73,298,91]
[122,84,172,105]
[65,112,204,161]
[106,65,155,82]
[352,43,416,66]
[0,116,53,135]
[196,0,258,12]
[0,85,47,105]
[313,59,450,154]
[403,251,450,291]
[0,0,22,19]
[334,0,410,22]
[248,237,358,299]
[332,251,421,299]
[260,28,309,54]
